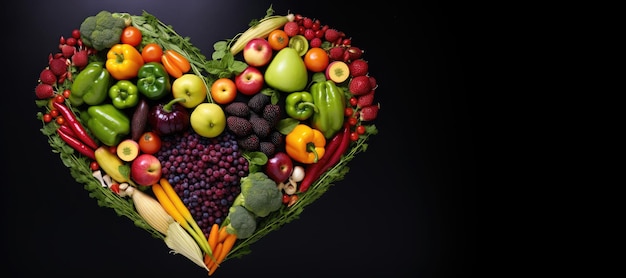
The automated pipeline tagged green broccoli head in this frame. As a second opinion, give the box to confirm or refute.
[235,172,283,218]
[79,10,126,51]
[226,205,257,239]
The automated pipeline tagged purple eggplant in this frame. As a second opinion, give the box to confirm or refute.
[148,97,190,136]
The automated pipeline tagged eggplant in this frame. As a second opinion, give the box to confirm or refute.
[131,98,150,141]
[148,97,190,136]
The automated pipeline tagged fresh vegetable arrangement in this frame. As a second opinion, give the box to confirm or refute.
[34,6,380,275]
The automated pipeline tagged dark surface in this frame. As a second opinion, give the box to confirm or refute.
[2,0,476,277]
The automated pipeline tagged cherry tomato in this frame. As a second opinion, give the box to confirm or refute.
[62,89,71,99]
[49,109,59,118]
[350,132,359,141]
[120,26,142,47]
[55,116,65,125]
[43,113,52,123]
[356,125,366,135]
[303,47,329,73]
[141,43,164,63]
[90,161,100,171]
[54,94,65,104]
[138,131,162,154]
[268,29,289,51]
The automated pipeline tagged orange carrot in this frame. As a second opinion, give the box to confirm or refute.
[208,223,219,252]
[217,226,229,243]
[208,234,237,276]
[206,242,223,274]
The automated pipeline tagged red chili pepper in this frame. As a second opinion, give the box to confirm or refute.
[299,124,350,193]
[57,123,76,138]
[57,126,96,160]
[52,101,99,150]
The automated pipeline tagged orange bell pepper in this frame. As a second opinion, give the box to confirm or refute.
[161,49,191,78]
[285,124,326,164]
[106,44,145,80]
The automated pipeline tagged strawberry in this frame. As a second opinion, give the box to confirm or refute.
[39,68,57,85]
[329,46,344,61]
[368,76,378,90]
[346,46,363,60]
[283,21,299,37]
[35,83,55,99]
[72,50,89,69]
[349,75,372,95]
[324,28,341,43]
[348,59,368,77]
[60,44,75,58]
[359,103,380,122]
[356,90,375,108]
[49,56,67,76]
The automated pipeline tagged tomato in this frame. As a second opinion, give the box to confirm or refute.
[90,161,100,171]
[120,26,142,47]
[303,47,329,73]
[141,43,164,63]
[268,29,289,51]
[138,131,162,154]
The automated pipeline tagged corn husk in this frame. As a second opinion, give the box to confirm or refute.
[165,222,209,270]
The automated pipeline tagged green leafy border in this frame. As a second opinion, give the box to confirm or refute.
[35,8,379,266]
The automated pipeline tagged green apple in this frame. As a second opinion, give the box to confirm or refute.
[172,74,207,108]
[264,47,308,93]
[190,103,226,138]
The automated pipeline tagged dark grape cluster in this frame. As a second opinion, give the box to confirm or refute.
[155,129,248,238]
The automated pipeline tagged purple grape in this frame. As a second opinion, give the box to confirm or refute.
[155,129,248,236]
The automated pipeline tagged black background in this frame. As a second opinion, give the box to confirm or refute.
[2,0,476,277]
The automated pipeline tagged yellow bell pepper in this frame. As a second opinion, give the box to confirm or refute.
[106,43,144,80]
[285,124,326,164]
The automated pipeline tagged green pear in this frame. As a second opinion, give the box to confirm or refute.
[264,47,308,92]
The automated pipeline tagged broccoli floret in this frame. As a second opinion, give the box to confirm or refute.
[80,10,127,51]
[225,205,257,239]
[233,172,283,218]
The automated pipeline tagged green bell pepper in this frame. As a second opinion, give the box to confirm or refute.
[285,91,318,121]
[136,62,171,100]
[69,62,111,106]
[86,104,130,146]
[109,80,139,109]
[310,80,345,139]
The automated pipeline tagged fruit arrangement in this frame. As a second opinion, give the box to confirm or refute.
[34,7,379,275]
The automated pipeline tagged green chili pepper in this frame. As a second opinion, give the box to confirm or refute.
[86,104,130,146]
[136,62,171,100]
[69,62,111,106]
[109,80,139,109]
[285,91,318,121]
[310,80,345,139]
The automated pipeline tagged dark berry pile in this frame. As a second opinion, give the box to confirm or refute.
[155,129,248,237]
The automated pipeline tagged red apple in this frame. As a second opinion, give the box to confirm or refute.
[235,66,264,96]
[131,153,162,186]
[264,152,294,183]
[243,38,273,67]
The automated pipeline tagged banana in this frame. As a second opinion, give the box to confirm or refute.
[94,146,128,183]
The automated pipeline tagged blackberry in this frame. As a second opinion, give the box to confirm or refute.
[224,101,250,117]
[249,117,271,138]
[267,131,284,147]
[247,93,271,114]
[262,104,281,128]
[259,141,276,157]
[226,116,253,137]
[238,134,260,151]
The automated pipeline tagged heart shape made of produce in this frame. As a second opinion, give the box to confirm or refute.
[34,7,379,276]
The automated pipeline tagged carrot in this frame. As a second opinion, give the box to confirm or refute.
[217,225,229,243]
[208,233,237,276]
[206,242,223,273]
[208,223,219,251]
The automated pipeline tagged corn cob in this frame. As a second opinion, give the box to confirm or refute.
[128,186,173,235]
[230,13,295,55]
